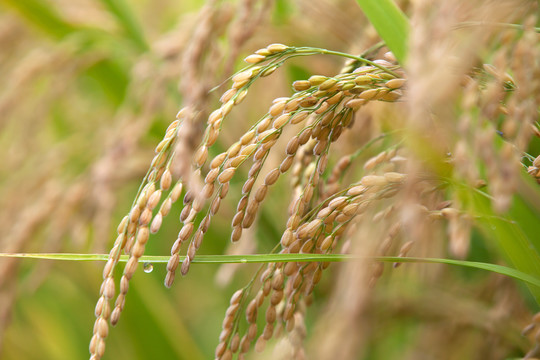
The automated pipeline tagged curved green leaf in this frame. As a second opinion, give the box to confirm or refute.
[355,0,410,63]
[2,253,539,289]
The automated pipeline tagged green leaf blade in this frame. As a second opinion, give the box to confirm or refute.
[99,0,149,52]
[3,253,539,289]
[355,0,410,63]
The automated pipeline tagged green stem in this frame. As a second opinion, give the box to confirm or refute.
[293,47,401,77]
[453,21,540,33]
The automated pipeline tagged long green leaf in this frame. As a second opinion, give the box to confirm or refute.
[355,0,410,63]
[99,0,149,51]
[465,187,540,304]
[3,253,540,289]
[3,0,76,39]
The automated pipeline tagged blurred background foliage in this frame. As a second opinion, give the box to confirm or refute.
[0,0,538,359]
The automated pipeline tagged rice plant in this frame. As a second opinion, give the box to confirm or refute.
[1,1,539,359]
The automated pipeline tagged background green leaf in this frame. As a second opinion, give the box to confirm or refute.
[355,0,410,63]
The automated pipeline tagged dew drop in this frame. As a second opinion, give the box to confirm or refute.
[239,258,247,263]
[143,262,154,273]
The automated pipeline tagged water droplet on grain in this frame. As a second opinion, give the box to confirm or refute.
[239,258,247,263]
[143,262,154,273]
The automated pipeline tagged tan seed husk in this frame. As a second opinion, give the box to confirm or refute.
[359,88,379,100]
[364,156,379,171]
[215,342,227,358]
[345,98,366,111]
[220,89,237,103]
[267,43,288,53]
[300,96,318,108]
[283,262,297,276]
[320,236,333,251]
[384,172,406,183]
[240,143,258,156]
[155,138,172,153]
[347,185,366,196]
[399,240,414,256]
[265,168,280,185]
[230,333,240,352]
[285,98,301,112]
[293,80,311,91]
[211,153,228,169]
[309,75,327,86]
[218,168,236,183]
[328,196,348,210]
[319,78,338,90]
[227,142,242,158]
[314,101,329,114]
[257,129,278,142]
[266,305,277,323]
[232,211,245,227]
[230,155,247,168]
[380,90,401,101]
[136,227,150,245]
[139,208,152,226]
[160,169,172,191]
[354,75,372,85]
[342,203,359,216]
[102,277,115,300]
[240,130,256,145]
[302,219,322,238]
[232,70,253,83]
[194,146,208,168]
[201,183,215,199]
[129,207,141,223]
[280,155,294,172]
[131,240,146,258]
[147,190,162,210]
[386,78,406,89]
[281,229,294,247]
[205,168,220,184]
[219,327,232,343]
[313,140,327,155]
[117,216,129,234]
[262,324,274,340]
[233,78,250,89]
[260,66,277,77]
[270,289,283,305]
[361,175,388,186]
[254,336,266,353]
[253,147,268,161]
[269,101,287,117]
[244,54,265,64]
[255,48,272,56]
[327,91,344,105]
[209,109,223,125]
[179,223,194,241]
[290,111,309,124]
[242,208,257,228]
[248,161,263,177]
[242,178,256,194]
[339,81,356,90]
[286,136,300,155]
[150,214,162,234]
[273,113,290,129]
[254,185,268,202]
[300,240,314,253]
[231,226,242,242]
